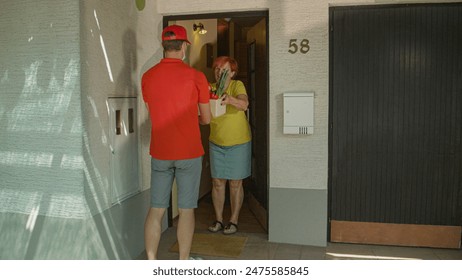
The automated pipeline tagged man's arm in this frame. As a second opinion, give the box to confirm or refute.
[198,102,211,125]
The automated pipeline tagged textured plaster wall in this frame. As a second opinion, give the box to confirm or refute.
[0,0,84,218]
[79,0,161,258]
[0,0,160,259]
[0,0,94,258]
[80,0,160,213]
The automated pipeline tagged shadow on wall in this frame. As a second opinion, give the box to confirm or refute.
[0,55,104,258]
[0,8,153,259]
[116,29,138,97]
[82,25,151,259]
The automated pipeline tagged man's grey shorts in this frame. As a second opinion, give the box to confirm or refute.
[150,156,202,209]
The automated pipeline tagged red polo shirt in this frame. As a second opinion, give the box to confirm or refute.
[142,58,210,160]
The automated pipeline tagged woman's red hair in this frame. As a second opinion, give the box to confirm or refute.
[212,56,238,77]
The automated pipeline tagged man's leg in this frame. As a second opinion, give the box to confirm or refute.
[175,157,202,259]
[177,208,195,260]
[147,157,174,260]
[144,207,166,260]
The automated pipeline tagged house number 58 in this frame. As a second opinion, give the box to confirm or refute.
[288,39,310,54]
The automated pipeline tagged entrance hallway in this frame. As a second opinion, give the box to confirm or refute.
[138,194,462,260]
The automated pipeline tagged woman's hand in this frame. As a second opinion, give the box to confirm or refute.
[220,94,230,105]
[221,94,249,111]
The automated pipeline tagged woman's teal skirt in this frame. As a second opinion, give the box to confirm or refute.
[209,141,251,180]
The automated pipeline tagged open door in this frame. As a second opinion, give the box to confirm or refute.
[241,19,269,231]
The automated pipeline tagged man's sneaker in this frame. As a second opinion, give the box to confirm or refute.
[188,255,204,260]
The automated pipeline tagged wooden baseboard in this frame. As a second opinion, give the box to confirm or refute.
[331,220,461,249]
[247,191,268,231]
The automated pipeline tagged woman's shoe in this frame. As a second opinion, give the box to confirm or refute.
[208,221,224,233]
[223,222,238,235]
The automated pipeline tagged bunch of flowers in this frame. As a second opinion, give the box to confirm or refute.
[209,69,229,99]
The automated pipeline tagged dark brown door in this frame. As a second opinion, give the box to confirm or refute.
[329,3,462,248]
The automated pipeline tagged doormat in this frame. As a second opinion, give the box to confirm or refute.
[169,233,247,258]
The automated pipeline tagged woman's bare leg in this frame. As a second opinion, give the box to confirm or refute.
[228,179,244,225]
[211,178,227,223]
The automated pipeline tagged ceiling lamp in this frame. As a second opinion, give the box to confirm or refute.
[193,23,207,35]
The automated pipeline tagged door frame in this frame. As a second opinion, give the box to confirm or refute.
[163,11,270,230]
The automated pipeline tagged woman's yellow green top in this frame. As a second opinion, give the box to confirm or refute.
[209,80,252,146]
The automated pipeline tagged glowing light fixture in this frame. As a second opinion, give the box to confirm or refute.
[193,23,207,35]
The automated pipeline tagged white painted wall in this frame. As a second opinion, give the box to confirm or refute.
[0,0,84,218]
[0,0,159,259]
[79,0,161,258]
[80,0,160,213]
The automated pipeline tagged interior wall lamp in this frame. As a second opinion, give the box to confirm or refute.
[193,23,207,35]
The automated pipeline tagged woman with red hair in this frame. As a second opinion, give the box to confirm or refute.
[208,56,252,235]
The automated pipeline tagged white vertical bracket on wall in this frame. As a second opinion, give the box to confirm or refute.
[283,92,314,135]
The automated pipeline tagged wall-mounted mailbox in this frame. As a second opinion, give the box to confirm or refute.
[283,92,314,135]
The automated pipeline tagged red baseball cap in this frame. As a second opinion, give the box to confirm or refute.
[162,25,191,44]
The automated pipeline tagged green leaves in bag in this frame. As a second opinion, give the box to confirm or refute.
[215,69,229,98]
